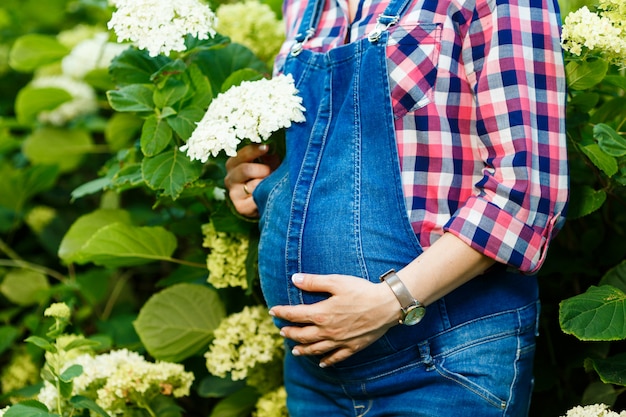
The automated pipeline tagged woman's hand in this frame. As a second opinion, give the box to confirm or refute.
[269,273,400,368]
[224,144,279,217]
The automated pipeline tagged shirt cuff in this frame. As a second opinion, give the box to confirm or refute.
[443,195,564,274]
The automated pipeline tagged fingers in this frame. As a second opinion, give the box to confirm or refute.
[224,144,273,217]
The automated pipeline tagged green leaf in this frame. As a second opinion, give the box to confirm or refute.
[579,143,618,177]
[141,115,173,156]
[220,68,264,92]
[593,123,626,157]
[146,395,184,417]
[59,364,83,382]
[68,222,178,267]
[559,285,626,341]
[0,164,58,215]
[23,128,94,173]
[566,185,607,220]
[187,64,213,109]
[69,396,111,417]
[151,60,188,85]
[0,326,19,355]
[4,400,55,417]
[24,336,57,353]
[58,209,133,262]
[587,352,626,386]
[15,87,72,125]
[112,164,144,189]
[107,84,155,113]
[195,44,268,97]
[208,387,260,417]
[57,378,73,399]
[0,269,49,306]
[142,149,203,199]
[71,177,112,201]
[566,59,608,91]
[134,283,225,362]
[167,107,204,140]
[568,92,600,114]
[603,75,626,91]
[105,113,144,151]
[9,34,69,72]
[580,381,619,408]
[63,338,102,352]
[109,47,171,86]
[601,260,626,293]
[154,78,189,109]
[197,375,246,398]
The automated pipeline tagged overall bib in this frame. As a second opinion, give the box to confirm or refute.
[252,0,540,414]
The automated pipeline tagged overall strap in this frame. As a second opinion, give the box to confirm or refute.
[367,0,414,42]
[290,0,416,54]
[291,0,325,55]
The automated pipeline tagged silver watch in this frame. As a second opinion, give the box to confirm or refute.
[380,269,426,326]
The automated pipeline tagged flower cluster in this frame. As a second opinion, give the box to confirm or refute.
[562,403,626,416]
[0,350,39,398]
[107,0,217,57]
[216,0,285,63]
[62,32,128,79]
[253,386,288,417]
[181,74,305,161]
[25,206,57,235]
[202,221,249,290]
[37,348,194,415]
[44,302,71,320]
[30,75,98,125]
[561,1,626,67]
[205,305,283,382]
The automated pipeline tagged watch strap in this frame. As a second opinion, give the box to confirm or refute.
[379,269,416,309]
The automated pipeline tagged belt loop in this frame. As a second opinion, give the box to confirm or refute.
[418,341,434,370]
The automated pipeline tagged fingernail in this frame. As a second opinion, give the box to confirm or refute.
[319,362,327,368]
[291,348,301,356]
[259,144,268,151]
[292,273,304,284]
[268,309,275,316]
[279,330,285,337]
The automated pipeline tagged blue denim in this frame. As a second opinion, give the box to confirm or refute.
[251,0,540,413]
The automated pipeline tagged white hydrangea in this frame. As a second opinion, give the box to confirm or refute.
[0,407,8,416]
[205,305,283,381]
[62,32,128,79]
[107,0,217,57]
[562,404,626,416]
[561,3,626,67]
[30,75,98,125]
[181,74,306,161]
[38,349,194,416]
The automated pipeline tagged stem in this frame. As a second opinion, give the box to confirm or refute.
[0,259,67,282]
[166,257,207,268]
[101,271,131,321]
[0,237,22,260]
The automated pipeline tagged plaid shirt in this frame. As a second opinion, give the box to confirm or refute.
[274,0,569,273]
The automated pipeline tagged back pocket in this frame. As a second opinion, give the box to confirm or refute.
[386,23,442,119]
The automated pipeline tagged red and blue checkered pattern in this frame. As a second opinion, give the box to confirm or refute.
[275,0,569,273]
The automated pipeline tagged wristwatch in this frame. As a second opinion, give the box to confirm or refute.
[379,269,426,326]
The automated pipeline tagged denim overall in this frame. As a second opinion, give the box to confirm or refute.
[252,0,540,414]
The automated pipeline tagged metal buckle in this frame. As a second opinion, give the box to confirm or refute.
[291,28,315,56]
[367,14,399,43]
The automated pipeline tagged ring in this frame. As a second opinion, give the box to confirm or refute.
[243,183,251,195]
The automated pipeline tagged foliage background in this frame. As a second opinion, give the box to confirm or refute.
[1,0,626,416]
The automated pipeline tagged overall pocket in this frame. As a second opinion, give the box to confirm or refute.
[386,23,442,119]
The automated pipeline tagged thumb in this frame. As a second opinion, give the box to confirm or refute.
[291,273,335,293]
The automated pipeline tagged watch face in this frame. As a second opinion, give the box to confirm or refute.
[403,305,426,326]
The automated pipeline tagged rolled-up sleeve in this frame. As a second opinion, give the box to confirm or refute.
[443,0,569,273]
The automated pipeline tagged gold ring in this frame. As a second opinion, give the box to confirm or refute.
[243,183,251,195]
